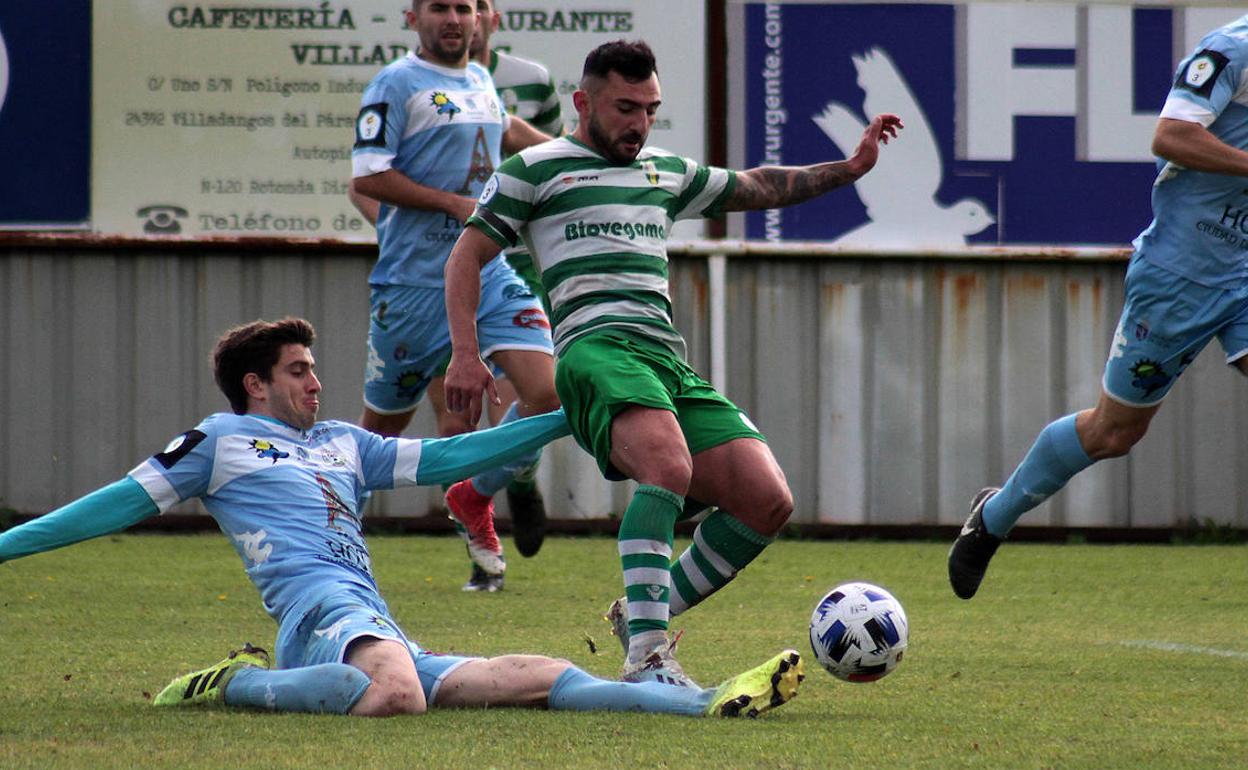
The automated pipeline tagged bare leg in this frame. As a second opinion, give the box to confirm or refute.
[663,437,793,616]
[360,406,417,438]
[344,638,426,717]
[432,655,570,708]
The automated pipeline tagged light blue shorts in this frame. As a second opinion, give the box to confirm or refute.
[276,590,407,671]
[1102,255,1248,407]
[276,589,477,705]
[363,260,552,415]
[407,643,479,705]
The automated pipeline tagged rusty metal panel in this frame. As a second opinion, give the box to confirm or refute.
[936,266,995,528]
[3,246,1247,531]
[817,264,870,523]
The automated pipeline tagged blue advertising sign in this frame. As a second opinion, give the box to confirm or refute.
[0,0,90,226]
[743,3,1184,246]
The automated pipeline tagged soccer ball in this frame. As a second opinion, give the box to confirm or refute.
[809,582,908,682]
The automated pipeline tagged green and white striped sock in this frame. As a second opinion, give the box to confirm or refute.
[669,510,773,616]
[618,484,682,664]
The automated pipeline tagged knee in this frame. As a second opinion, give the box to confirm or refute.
[362,410,414,438]
[637,449,694,494]
[518,388,562,415]
[352,677,427,718]
[436,411,476,437]
[752,485,794,535]
[1087,422,1148,460]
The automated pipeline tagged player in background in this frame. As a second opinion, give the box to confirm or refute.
[948,13,1248,600]
[0,317,803,719]
[436,0,567,588]
[443,39,902,686]
[351,0,560,592]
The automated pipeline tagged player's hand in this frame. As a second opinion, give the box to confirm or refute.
[450,196,477,224]
[444,353,499,425]
[847,113,903,177]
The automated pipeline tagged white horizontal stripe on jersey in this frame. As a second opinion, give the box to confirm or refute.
[547,272,671,309]
[128,461,181,513]
[392,437,423,487]
[352,150,393,178]
[1160,94,1217,126]
[400,89,504,140]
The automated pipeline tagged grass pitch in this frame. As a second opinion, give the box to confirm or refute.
[2,533,1246,769]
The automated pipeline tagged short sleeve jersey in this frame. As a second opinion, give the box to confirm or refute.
[126,413,423,622]
[490,49,564,269]
[353,53,509,288]
[1136,14,1248,288]
[490,49,563,137]
[467,137,736,357]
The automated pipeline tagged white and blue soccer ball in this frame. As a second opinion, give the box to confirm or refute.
[809,581,908,682]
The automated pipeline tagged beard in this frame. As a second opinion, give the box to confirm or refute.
[586,112,645,165]
[422,31,469,65]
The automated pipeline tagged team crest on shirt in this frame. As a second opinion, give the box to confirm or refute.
[250,439,290,463]
[430,91,461,120]
[641,160,660,185]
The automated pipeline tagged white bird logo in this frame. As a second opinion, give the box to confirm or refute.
[813,47,994,248]
[232,529,273,566]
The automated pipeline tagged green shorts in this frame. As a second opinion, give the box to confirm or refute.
[555,331,765,480]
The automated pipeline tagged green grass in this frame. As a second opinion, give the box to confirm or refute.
[2,534,1247,769]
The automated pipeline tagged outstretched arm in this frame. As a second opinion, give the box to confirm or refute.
[412,409,570,486]
[0,478,158,563]
[723,113,902,212]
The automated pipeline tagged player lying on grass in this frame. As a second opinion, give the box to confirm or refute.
[0,317,802,718]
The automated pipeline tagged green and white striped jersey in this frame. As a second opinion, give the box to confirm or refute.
[489,49,563,136]
[469,136,736,357]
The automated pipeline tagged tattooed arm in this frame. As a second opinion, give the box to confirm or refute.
[724,113,902,212]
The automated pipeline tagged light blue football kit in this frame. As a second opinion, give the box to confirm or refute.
[352,53,552,416]
[0,408,722,716]
[983,15,1248,536]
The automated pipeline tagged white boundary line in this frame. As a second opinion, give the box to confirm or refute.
[1119,640,1248,661]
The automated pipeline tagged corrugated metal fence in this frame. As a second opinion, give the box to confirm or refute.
[2,240,1244,530]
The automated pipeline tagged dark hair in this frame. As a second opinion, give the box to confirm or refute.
[212,317,316,415]
[581,39,657,84]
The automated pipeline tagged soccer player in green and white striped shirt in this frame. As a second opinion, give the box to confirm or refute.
[444,39,902,686]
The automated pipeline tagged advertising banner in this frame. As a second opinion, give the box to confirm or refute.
[0,0,90,227]
[739,3,1244,247]
[91,1,705,239]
